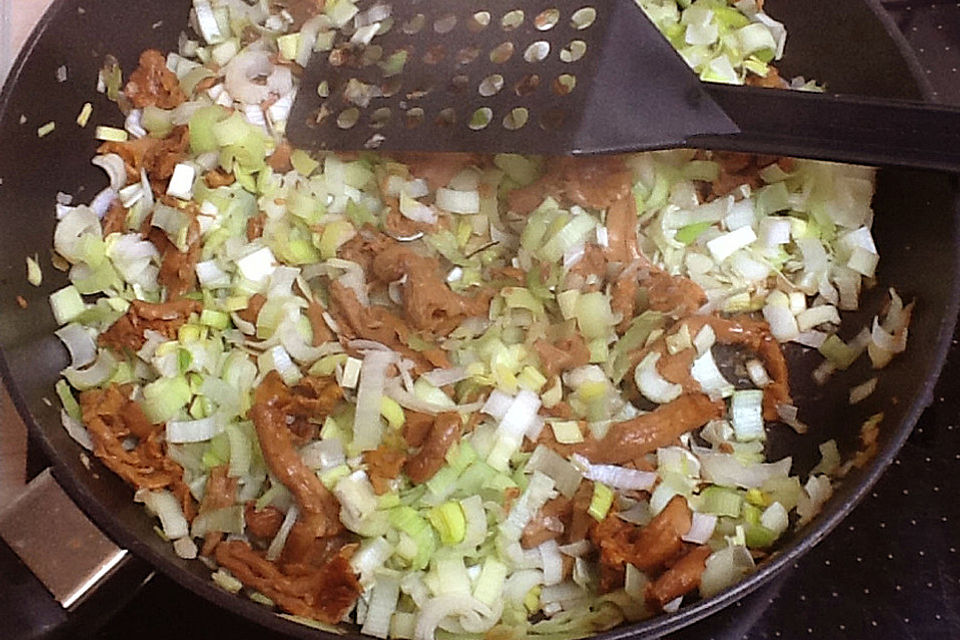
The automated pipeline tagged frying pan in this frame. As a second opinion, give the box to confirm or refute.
[0,0,957,638]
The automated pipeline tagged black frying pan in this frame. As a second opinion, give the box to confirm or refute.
[0,0,957,638]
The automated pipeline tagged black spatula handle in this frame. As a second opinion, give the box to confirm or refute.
[692,84,960,173]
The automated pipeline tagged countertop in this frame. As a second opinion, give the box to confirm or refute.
[2,1,958,639]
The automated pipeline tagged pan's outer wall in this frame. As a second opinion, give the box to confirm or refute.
[0,1,956,639]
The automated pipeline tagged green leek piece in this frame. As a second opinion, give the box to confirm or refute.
[428,502,467,545]
[699,485,743,518]
[588,482,614,522]
[141,375,192,424]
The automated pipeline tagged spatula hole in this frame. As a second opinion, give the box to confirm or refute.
[501,10,525,31]
[469,107,493,131]
[376,18,395,37]
[434,13,458,34]
[423,45,446,65]
[406,78,435,100]
[479,74,504,97]
[449,74,470,93]
[456,47,481,65]
[468,12,491,32]
[524,41,550,63]
[490,42,515,64]
[402,14,426,35]
[361,45,384,66]
[560,40,587,63]
[381,77,403,97]
[370,107,392,129]
[379,50,408,78]
[514,73,540,96]
[328,48,348,67]
[503,108,529,131]
[535,9,560,31]
[539,108,567,131]
[552,73,577,95]
[436,108,457,127]
[450,74,470,93]
[337,108,360,129]
[364,134,385,149]
[405,108,425,128]
[571,7,597,30]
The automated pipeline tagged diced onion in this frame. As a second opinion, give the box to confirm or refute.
[796,475,833,524]
[538,539,564,586]
[730,390,765,441]
[61,410,94,450]
[700,545,755,598]
[436,188,481,215]
[691,349,734,398]
[91,153,127,191]
[166,416,221,443]
[54,323,97,369]
[300,439,346,470]
[760,501,789,536]
[266,504,300,561]
[363,570,402,639]
[696,449,792,489]
[849,377,878,405]
[745,359,771,387]
[415,595,494,640]
[776,403,808,434]
[526,445,583,498]
[422,367,469,387]
[682,512,717,544]
[354,350,398,451]
[571,454,657,492]
[136,488,189,539]
[635,351,683,404]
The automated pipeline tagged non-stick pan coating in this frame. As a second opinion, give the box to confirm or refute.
[0,1,956,638]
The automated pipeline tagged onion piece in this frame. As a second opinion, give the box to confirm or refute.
[54,206,101,264]
[354,350,398,451]
[571,454,658,492]
[54,323,97,369]
[691,349,734,399]
[635,351,683,404]
[696,449,792,489]
[92,153,127,191]
[135,488,189,539]
[775,403,808,434]
[682,512,717,544]
[482,390,514,420]
[796,474,833,524]
[700,545,755,598]
[415,595,494,640]
[61,410,94,450]
[538,539,564,586]
[224,51,292,105]
[849,377,878,405]
[166,416,221,444]
[266,504,299,561]
[526,445,583,498]
[422,367,469,388]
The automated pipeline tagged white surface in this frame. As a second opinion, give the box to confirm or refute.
[1,0,56,81]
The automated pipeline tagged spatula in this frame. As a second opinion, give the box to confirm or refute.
[285,0,960,173]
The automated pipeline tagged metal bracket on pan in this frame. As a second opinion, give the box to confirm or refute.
[0,468,129,609]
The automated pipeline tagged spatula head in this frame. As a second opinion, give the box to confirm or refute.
[286,0,739,155]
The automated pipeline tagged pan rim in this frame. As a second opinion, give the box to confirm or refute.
[0,0,956,638]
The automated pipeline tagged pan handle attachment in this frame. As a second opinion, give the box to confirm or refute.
[0,468,149,639]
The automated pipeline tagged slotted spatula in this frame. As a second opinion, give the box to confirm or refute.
[285,0,960,172]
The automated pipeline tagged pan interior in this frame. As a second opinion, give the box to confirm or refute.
[0,1,955,638]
